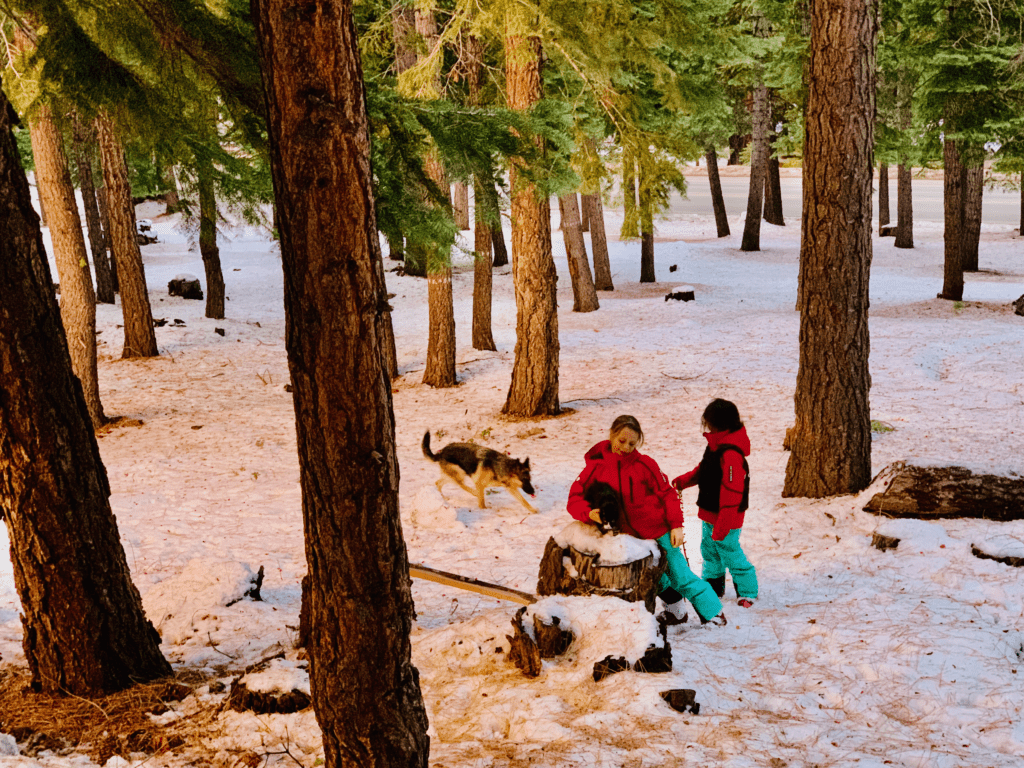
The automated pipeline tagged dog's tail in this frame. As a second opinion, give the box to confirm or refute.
[422,431,438,462]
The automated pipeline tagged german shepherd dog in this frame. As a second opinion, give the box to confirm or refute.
[584,481,623,535]
[422,432,537,513]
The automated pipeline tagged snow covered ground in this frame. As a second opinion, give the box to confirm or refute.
[2,192,1024,768]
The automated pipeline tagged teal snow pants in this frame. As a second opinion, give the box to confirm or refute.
[656,532,723,622]
[700,521,758,599]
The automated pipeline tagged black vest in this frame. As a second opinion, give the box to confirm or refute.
[695,445,749,513]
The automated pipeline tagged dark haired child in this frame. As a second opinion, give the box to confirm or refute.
[672,399,758,607]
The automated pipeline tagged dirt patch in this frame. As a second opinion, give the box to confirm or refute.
[0,665,220,765]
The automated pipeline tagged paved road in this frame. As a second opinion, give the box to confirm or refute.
[668,175,1022,227]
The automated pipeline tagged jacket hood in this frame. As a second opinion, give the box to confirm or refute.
[704,426,751,456]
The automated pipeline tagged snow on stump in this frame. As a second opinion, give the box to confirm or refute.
[537,522,666,613]
[863,461,1024,521]
[1014,294,1024,317]
[168,274,203,300]
[506,595,671,680]
[227,654,311,714]
[664,285,695,302]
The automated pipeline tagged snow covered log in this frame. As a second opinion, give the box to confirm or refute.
[863,462,1024,521]
[227,655,311,714]
[971,545,1024,568]
[536,523,666,613]
[506,606,575,677]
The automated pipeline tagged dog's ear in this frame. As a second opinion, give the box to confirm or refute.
[524,457,530,468]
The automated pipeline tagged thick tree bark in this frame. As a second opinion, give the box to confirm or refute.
[579,192,590,231]
[727,133,745,165]
[705,147,730,237]
[71,116,115,304]
[783,0,876,498]
[878,163,890,230]
[583,193,614,290]
[963,162,983,272]
[95,113,158,358]
[197,152,226,320]
[940,137,965,301]
[250,2,429,766]
[558,193,599,312]
[895,163,914,248]
[414,9,457,389]
[0,83,171,698]
[502,20,559,417]
[741,82,770,251]
[29,103,106,428]
[452,182,470,229]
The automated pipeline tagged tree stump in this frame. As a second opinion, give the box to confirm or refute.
[537,533,666,613]
[879,225,896,237]
[871,533,900,551]
[168,274,203,300]
[863,462,1024,521]
[593,622,672,681]
[1013,294,1024,317]
[506,606,574,678]
[664,286,695,302]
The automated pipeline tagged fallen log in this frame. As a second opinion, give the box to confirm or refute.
[863,462,1024,521]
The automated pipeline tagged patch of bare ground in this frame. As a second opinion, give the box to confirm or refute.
[0,665,224,765]
[588,281,705,301]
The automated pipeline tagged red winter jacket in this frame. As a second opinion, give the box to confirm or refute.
[567,441,684,540]
[673,427,750,541]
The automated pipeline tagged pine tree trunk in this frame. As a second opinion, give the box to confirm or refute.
[452,182,470,229]
[472,179,496,351]
[741,82,770,251]
[895,163,914,248]
[197,153,226,320]
[0,84,171,698]
[249,2,429,765]
[963,162,983,272]
[387,2,417,267]
[878,163,890,230]
[728,133,743,165]
[638,151,656,283]
[71,115,114,304]
[467,38,496,352]
[95,113,159,358]
[385,231,404,261]
[622,148,638,240]
[783,0,876,499]
[502,20,559,417]
[763,100,784,226]
[414,9,457,389]
[940,137,965,301]
[558,193,599,312]
[95,180,118,292]
[580,192,590,231]
[705,147,730,237]
[161,165,181,214]
[491,215,509,267]
[584,193,614,290]
[29,103,105,427]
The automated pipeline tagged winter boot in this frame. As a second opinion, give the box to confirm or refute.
[706,576,726,598]
[699,611,728,627]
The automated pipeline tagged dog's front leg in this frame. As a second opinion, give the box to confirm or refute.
[507,487,538,514]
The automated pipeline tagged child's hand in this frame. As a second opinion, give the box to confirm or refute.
[671,476,686,490]
[669,526,685,548]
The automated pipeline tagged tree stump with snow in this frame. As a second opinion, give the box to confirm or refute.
[168,274,203,300]
[863,462,1024,522]
[506,606,574,678]
[664,286,695,302]
[536,525,666,613]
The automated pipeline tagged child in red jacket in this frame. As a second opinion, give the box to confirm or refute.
[568,415,725,626]
[673,399,758,607]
